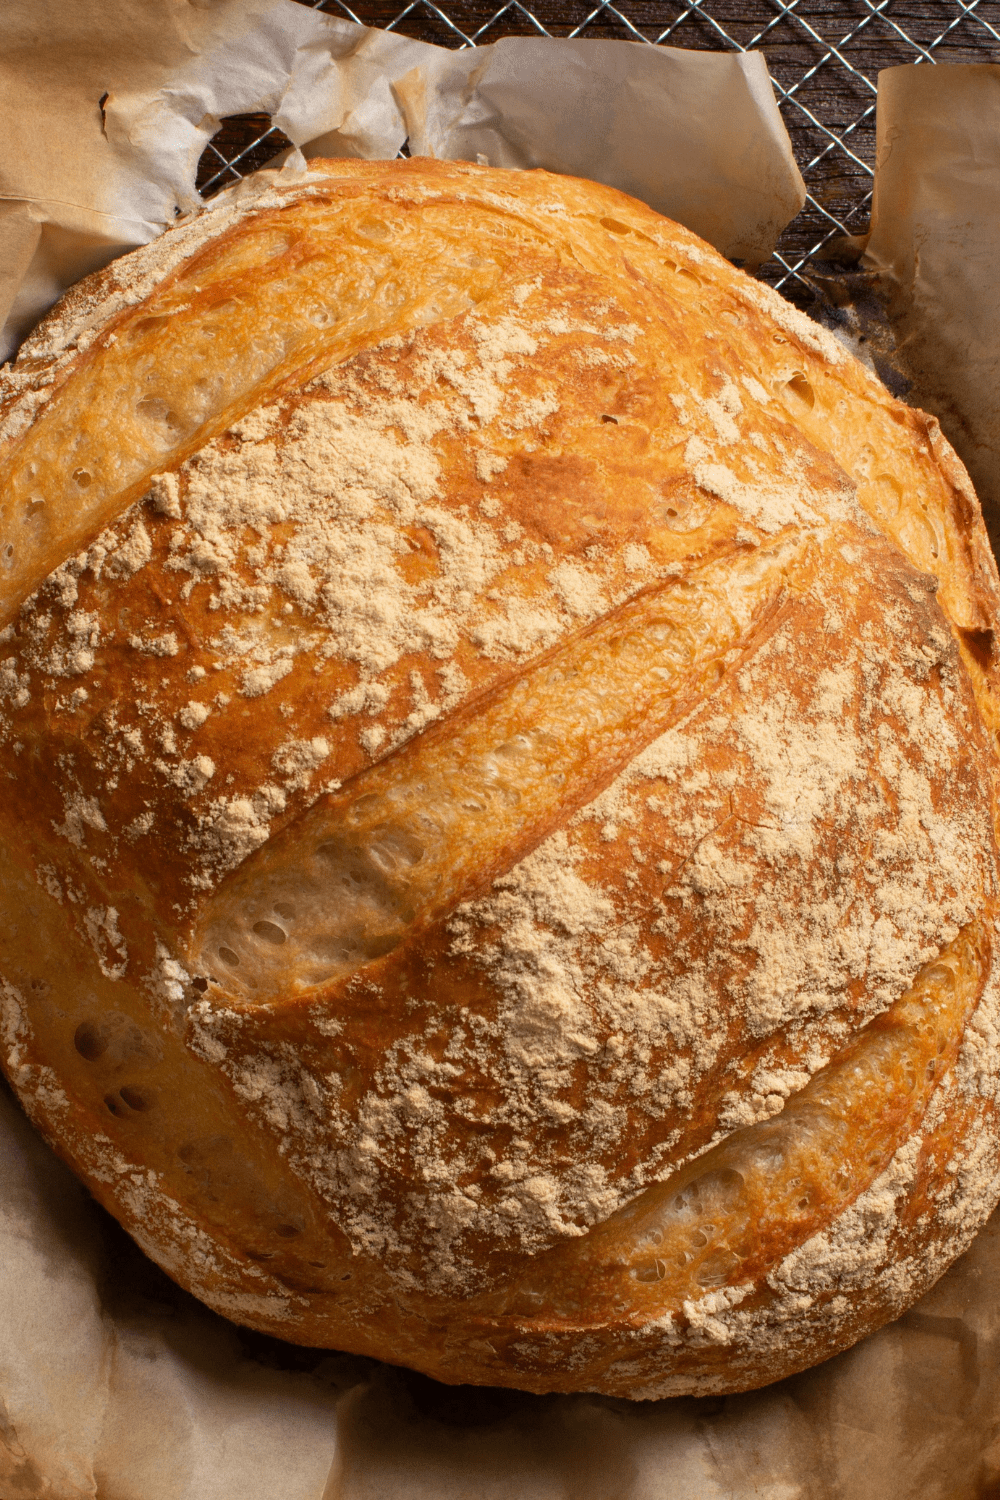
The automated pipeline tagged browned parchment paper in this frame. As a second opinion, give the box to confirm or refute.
[0,0,805,360]
[4,1073,1000,1499]
[863,64,1000,555]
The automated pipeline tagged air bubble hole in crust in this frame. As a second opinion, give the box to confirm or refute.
[204,823,419,983]
[74,1013,159,1066]
[252,920,287,945]
[136,395,184,436]
[346,793,382,826]
[696,1249,741,1287]
[130,315,172,340]
[118,1086,156,1112]
[872,473,904,510]
[194,545,810,999]
[357,218,391,242]
[783,372,815,409]
[72,469,92,489]
[75,1021,107,1061]
[367,825,425,873]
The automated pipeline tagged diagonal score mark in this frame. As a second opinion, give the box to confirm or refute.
[191,532,815,1000]
[469,917,991,1352]
[0,195,508,631]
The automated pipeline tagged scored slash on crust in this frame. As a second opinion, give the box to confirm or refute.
[190,531,815,999]
[458,919,991,1386]
[0,193,505,631]
[187,518,995,1371]
[4,159,1000,1396]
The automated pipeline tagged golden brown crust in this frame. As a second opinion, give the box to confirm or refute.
[2,159,1000,1397]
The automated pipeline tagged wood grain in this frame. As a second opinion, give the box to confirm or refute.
[197,0,1000,306]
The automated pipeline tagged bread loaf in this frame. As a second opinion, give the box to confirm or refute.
[2,158,1000,1398]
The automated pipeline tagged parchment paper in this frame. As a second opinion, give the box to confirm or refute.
[863,64,1000,554]
[2,9,998,1499]
[0,0,805,361]
[5,1072,1000,1500]
[381,38,802,265]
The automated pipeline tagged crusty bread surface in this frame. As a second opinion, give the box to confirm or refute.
[2,159,1000,1397]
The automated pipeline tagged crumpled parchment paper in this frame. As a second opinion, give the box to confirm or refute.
[4,1072,1000,1500]
[3,8,999,1498]
[0,0,805,360]
[863,63,1000,554]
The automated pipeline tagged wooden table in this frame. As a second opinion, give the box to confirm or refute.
[199,0,1000,305]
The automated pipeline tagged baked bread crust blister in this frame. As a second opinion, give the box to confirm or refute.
[1,159,1000,1397]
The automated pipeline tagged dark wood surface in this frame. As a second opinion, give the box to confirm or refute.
[197,0,1000,303]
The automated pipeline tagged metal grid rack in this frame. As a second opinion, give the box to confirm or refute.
[198,0,1000,306]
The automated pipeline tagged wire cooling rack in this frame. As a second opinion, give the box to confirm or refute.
[197,0,1000,305]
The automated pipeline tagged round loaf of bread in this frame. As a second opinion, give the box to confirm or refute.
[2,159,1000,1398]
